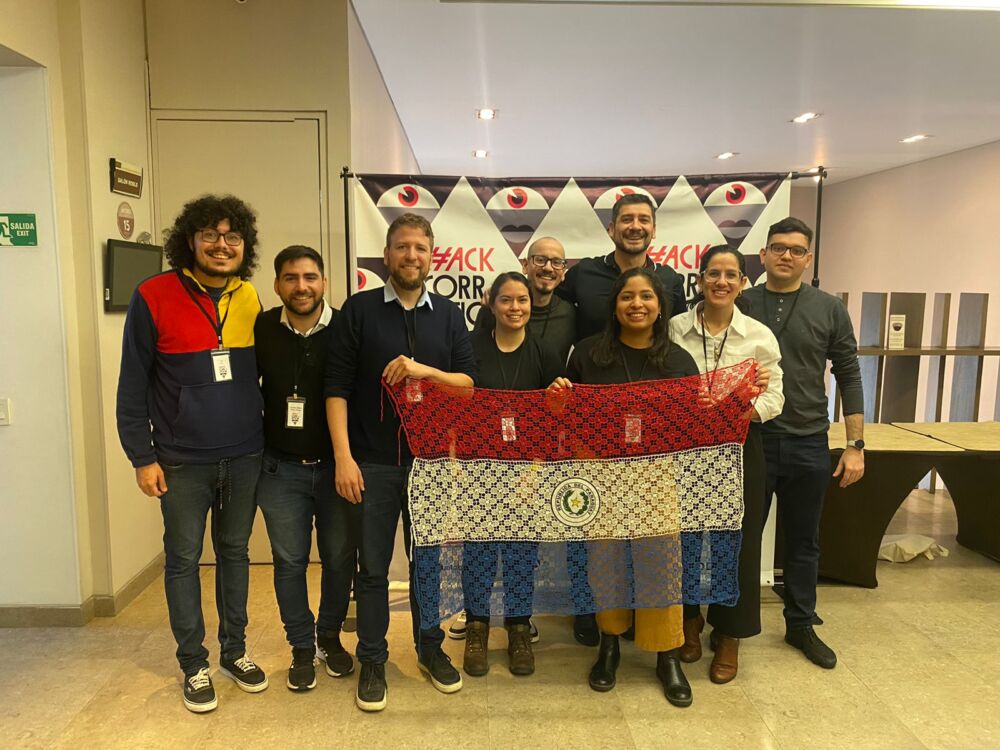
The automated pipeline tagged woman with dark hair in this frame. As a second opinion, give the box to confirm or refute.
[669,245,783,684]
[461,271,565,678]
[551,266,699,707]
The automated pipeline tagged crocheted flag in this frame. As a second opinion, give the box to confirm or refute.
[384,360,757,629]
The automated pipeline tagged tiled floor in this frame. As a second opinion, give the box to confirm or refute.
[3,490,1000,749]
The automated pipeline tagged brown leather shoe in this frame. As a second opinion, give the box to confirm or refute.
[464,620,489,676]
[679,615,704,663]
[506,624,535,676]
[709,634,739,684]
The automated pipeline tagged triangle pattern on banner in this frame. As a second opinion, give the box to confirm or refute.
[739,174,793,285]
[528,178,614,263]
[484,186,552,258]
[353,178,390,292]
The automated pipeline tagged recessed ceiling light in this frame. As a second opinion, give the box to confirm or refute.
[476,108,497,120]
[899,134,931,143]
[791,112,821,124]
[473,149,489,159]
[716,152,738,160]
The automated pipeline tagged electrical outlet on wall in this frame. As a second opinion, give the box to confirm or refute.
[0,398,11,426]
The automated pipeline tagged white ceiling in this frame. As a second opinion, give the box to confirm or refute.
[352,0,1000,183]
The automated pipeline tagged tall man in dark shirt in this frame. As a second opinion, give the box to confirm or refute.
[325,213,478,712]
[555,193,687,341]
[743,217,865,670]
[255,245,359,692]
[474,236,576,363]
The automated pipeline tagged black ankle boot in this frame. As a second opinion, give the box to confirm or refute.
[588,634,620,692]
[656,649,692,707]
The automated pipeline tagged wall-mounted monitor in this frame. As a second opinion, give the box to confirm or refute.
[104,239,163,312]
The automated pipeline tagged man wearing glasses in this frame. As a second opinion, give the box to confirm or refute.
[473,236,576,362]
[743,216,865,670]
[116,195,267,712]
[254,245,360,692]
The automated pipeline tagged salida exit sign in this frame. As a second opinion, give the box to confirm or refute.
[0,213,38,246]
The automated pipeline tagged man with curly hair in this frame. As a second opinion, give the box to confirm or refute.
[116,194,268,713]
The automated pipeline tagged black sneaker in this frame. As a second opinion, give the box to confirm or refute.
[785,626,837,669]
[417,647,463,694]
[317,632,354,677]
[447,611,468,640]
[183,667,217,713]
[219,653,269,692]
[287,647,317,691]
[356,662,387,712]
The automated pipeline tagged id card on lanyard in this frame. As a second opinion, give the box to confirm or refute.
[180,271,232,382]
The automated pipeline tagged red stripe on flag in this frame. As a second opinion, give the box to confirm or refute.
[384,359,757,461]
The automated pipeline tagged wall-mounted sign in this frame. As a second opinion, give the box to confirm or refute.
[887,314,907,350]
[0,213,38,246]
[110,158,143,198]
[117,201,135,239]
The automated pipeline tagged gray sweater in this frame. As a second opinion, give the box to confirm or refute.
[743,283,863,436]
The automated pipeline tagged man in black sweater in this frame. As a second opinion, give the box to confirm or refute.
[325,213,477,712]
[555,193,687,341]
[255,246,359,692]
[743,217,865,670]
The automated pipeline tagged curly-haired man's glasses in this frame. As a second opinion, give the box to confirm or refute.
[198,228,244,246]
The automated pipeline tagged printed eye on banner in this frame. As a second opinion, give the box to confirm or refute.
[484,186,550,258]
[703,181,768,252]
[375,183,441,225]
[591,185,658,228]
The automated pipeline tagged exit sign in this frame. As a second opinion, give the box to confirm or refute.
[0,213,38,246]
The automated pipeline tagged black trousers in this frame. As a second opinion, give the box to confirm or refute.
[760,431,831,630]
[684,425,765,639]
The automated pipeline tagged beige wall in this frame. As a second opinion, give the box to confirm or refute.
[0,0,161,611]
[348,2,419,175]
[145,0,351,303]
[820,141,1000,421]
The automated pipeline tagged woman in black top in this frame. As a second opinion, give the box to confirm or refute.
[462,272,564,679]
[552,266,698,707]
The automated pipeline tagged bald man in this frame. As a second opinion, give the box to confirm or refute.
[474,236,576,363]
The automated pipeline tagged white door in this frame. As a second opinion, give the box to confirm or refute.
[152,112,329,562]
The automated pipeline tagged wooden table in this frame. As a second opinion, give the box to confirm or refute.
[893,422,1000,563]
[804,424,962,587]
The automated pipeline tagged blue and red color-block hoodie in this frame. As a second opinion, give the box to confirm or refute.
[116,268,264,468]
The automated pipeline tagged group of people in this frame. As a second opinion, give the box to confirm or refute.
[116,192,865,715]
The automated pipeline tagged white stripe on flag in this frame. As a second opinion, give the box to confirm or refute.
[407,443,743,546]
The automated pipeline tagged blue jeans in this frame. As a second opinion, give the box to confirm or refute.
[160,452,261,674]
[256,452,360,649]
[355,462,443,664]
[761,432,832,629]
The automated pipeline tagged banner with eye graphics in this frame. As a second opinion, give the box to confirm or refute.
[350,173,791,329]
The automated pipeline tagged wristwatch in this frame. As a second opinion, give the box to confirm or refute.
[846,439,865,451]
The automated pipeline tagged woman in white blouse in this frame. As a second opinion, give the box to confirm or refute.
[668,245,784,685]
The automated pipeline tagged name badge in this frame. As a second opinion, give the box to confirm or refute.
[286,396,306,429]
[405,377,423,403]
[501,415,517,442]
[211,348,232,382]
[625,414,642,444]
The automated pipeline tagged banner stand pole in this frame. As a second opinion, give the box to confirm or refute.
[341,166,353,299]
[811,166,827,288]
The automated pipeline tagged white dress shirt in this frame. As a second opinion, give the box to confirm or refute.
[669,303,784,423]
[280,300,333,338]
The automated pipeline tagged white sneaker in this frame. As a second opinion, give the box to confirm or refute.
[447,610,468,640]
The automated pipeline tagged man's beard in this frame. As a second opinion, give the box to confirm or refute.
[194,255,237,278]
[391,268,426,291]
[616,232,652,255]
[282,294,323,317]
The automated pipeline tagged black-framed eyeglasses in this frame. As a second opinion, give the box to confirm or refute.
[767,243,809,258]
[528,255,567,269]
[198,228,244,246]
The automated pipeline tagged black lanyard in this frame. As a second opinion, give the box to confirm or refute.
[178,271,230,348]
[291,336,313,397]
[620,348,650,383]
[403,308,417,358]
[493,335,525,389]
[765,288,801,341]
[699,309,731,372]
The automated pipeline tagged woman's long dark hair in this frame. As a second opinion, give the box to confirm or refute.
[487,271,531,331]
[590,266,673,371]
[688,244,750,313]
